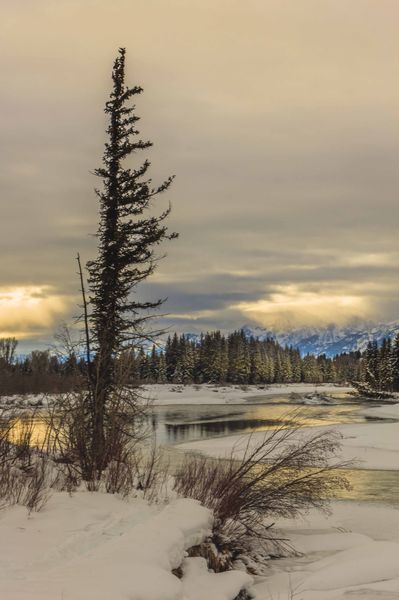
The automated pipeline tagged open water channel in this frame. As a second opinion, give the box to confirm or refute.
[11,391,399,505]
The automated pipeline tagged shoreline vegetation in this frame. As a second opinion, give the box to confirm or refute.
[1,386,399,598]
[1,328,399,401]
[0,329,363,397]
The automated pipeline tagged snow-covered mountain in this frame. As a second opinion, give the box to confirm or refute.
[182,321,399,357]
[241,322,399,357]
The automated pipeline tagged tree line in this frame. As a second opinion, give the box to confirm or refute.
[4,329,399,395]
[134,330,361,385]
[0,338,86,395]
[0,330,363,395]
[355,335,399,395]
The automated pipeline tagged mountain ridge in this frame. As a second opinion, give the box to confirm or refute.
[185,321,399,358]
[244,321,399,357]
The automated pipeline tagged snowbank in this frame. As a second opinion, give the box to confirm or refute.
[361,401,399,420]
[333,421,399,470]
[176,401,399,597]
[252,502,399,600]
[0,492,251,600]
[182,557,252,600]
[145,383,354,405]
[0,383,354,411]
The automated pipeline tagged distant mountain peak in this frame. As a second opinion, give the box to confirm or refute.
[183,320,399,357]
[240,320,399,357]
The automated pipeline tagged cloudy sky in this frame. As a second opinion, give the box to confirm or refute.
[1,0,399,350]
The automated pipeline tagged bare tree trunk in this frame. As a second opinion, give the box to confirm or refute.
[76,253,92,387]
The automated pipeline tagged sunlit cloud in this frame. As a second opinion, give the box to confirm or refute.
[234,285,372,329]
[0,286,70,339]
[339,253,398,268]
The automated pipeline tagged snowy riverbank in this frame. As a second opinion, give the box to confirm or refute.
[2,389,399,599]
[179,400,399,471]
[2,477,398,600]
[145,383,354,405]
[0,492,251,600]
[251,501,399,600]
[0,383,354,411]
[178,401,399,599]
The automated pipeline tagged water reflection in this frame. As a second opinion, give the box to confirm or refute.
[5,401,374,448]
[151,403,365,445]
[336,468,399,505]
[164,418,292,443]
[244,461,399,506]
[5,396,399,506]
[5,414,50,449]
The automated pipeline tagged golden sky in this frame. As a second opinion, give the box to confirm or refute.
[1,0,399,346]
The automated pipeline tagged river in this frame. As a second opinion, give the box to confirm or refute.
[9,392,399,505]
[148,394,399,506]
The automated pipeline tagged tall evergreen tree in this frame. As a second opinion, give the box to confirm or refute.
[392,333,399,391]
[157,352,167,383]
[364,341,379,389]
[165,333,180,381]
[84,48,176,475]
[379,338,393,391]
[149,345,159,382]
[228,330,251,383]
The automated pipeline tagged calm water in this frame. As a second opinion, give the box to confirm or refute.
[9,393,399,506]
[149,396,399,507]
[147,397,376,445]
[336,468,399,504]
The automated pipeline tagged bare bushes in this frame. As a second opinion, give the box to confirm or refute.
[0,459,52,512]
[0,399,166,511]
[174,417,351,565]
[104,442,169,501]
[0,412,53,512]
[44,390,168,499]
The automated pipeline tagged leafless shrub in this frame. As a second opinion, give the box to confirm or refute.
[2,460,52,513]
[174,413,351,564]
[0,410,38,469]
[101,440,169,502]
[0,411,54,512]
[43,387,168,499]
[43,391,95,486]
[0,384,165,507]
[131,443,170,502]
[11,415,36,464]
[73,427,169,500]
[103,457,134,496]
[18,459,52,512]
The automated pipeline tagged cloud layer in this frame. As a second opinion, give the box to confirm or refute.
[1,0,399,347]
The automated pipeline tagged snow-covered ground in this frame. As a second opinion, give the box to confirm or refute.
[145,383,354,405]
[178,398,399,471]
[5,489,396,600]
[251,502,399,600]
[0,383,354,411]
[3,386,399,599]
[179,400,399,599]
[0,492,251,600]
[5,492,399,600]
[362,402,399,420]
